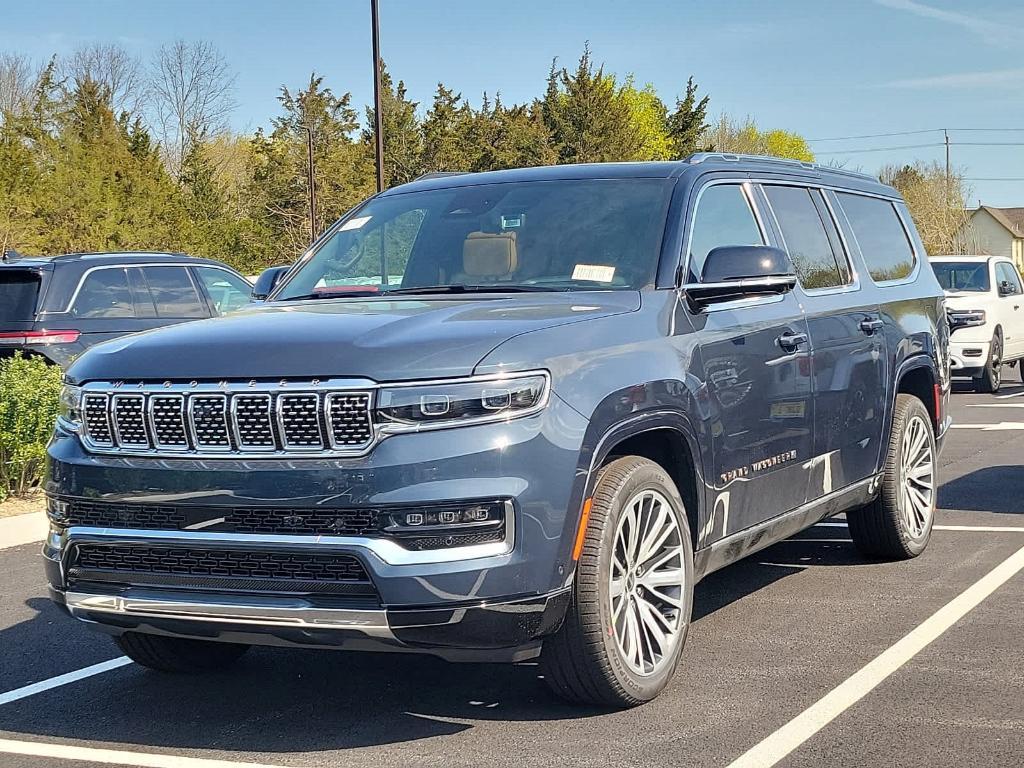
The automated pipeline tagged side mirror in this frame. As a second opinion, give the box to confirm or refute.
[998,280,1017,297]
[251,266,291,301]
[684,246,797,309]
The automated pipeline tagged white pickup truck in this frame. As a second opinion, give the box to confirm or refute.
[932,254,1024,392]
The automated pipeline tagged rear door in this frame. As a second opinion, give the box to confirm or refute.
[761,184,887,496]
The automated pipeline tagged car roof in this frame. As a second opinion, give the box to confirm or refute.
[385,153,899,199]
[1,251,242,272]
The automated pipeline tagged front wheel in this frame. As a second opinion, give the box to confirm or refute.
[848,394,936,559]
[975,333,1002,393]
[542,456,694,707]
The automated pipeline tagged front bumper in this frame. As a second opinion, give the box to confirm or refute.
[948,338,990,376]
[44,394,589,658]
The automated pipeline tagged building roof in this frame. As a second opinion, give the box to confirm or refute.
[975,206,1024,238]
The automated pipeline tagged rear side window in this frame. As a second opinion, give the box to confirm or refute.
[72,269,135,318]
[0,271,40,322]
[141,266,207,318]
[837,193,916,282]
[764,185,848,290]
[688,184,764,281]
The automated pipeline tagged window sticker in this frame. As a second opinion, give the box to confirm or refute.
[501,214,525,229]
[572,264,616,283]
[340,215,372,231]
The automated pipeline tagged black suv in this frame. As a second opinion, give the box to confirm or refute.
[44,155,950,707]
[1,251,252,367]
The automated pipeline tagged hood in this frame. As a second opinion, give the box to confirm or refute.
[942,291,989,312]
[68,292,640,383]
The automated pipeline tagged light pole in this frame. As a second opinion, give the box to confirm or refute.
[297,124,317,244]
[371,0,384,193]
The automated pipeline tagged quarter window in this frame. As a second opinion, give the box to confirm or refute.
[764,185,847,290]
[72,269,135,318]
[688,184,764,281]
[837,193,916,283]
[141,266,207,318]
[195,267,252,315]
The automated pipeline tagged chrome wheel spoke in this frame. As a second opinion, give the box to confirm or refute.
[608,489,686,677]
[899,414,934,539]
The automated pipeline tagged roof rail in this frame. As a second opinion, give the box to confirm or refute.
[684,152,878,182]
[414,171,468,181]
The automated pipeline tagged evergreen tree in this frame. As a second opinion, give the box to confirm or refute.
[362,62,422,187]
[667,77,710,158]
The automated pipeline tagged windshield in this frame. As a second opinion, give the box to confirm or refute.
[275,178,672,299]
[932,261,990,292]
[0,270,41,323]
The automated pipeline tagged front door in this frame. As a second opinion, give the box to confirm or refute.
[760,184,887,496]
[685,181,814,539]
[995,261,1024,359]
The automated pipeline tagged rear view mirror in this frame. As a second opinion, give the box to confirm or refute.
[251,266,291,301]
[684,246,797,309]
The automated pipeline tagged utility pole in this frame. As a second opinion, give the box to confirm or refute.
[371,0,385,193]
[944,128,951,185]
[306,125,317,244]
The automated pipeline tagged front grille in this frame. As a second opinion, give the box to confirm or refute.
[80,382,373,457]
[68,543,376,597]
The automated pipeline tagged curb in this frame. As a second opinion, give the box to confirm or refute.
[0,511,47,550]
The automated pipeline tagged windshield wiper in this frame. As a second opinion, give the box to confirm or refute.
[276,290,384,301]
[382,284,562,295]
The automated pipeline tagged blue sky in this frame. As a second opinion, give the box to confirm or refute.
[5,0,1024,205]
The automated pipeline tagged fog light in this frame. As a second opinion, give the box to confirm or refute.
[383,501,508,550]
[438,510,459,524]
[46,496,70,523]
[405,512,424,526]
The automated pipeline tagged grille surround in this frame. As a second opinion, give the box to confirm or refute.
[79,380,374,458]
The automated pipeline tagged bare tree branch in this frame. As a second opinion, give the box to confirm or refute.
[0,53,43,117]
[62,43,145,117]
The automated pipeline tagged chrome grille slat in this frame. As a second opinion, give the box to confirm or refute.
[78,382,374,458]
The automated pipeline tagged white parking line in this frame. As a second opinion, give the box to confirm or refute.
[994,389,1024,399]
[949,422,1024,430]
[814,522,1024,532]
[0,738,293,768]
[0,657,131,707]
[726,543,1024,768]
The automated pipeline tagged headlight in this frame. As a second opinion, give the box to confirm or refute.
[57,384,82,430]
[376,371,549,432]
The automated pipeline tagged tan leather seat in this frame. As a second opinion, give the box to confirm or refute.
[461,232,518,279]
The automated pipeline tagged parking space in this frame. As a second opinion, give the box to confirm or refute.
[1,383,1022,768]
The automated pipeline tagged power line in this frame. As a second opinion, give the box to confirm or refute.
[815,141,1024,156]
[809,127,1024,142]
[964,177,1024,182]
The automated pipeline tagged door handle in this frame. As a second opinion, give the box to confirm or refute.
[777,331,808,351]
[860,318,884,334]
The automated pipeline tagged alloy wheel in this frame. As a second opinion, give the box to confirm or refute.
[991,339,1002,388]
[609,489,686,676]
[899,414,935,538]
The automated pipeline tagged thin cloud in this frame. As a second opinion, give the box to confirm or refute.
[874,0,1015,46]
[883,68,1024,89]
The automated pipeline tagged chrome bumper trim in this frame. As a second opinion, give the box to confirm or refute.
[65,591,394,637]
[58,499,514,566]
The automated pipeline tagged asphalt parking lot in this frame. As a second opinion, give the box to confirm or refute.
[1,379,1022,768]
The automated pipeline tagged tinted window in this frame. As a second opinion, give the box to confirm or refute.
[195,267,251,314]
[142,266,206,318]
[931,261,990,292]
[996,262,1023,295]
[277,179,674,298]
[0,271,40,322]
[688,184,764,281]
[837,193,916,282]
[72,269,135,318]
[765,186,846,290]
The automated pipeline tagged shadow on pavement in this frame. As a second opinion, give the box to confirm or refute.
[939,465,1024,515]
[0,527,872,754]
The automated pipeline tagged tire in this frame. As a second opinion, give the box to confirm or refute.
[975,332,1002,393]
[542,456,694,708]
[116,632,250,673]
[848,394,936,559]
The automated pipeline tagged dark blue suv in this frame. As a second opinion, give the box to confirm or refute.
[44,154,950,707]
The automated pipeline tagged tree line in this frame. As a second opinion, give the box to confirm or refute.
[1,42,817,273]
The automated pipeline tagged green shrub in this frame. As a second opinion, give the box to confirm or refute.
[0,353,62,501]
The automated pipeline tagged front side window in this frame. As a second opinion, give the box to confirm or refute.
[764,185,847,290]
[72,269,135,318]
[931,261,990,292]
[837,193,916,283]
[687,184,764,281]
[142,266,206,318]
[195,267,252,315]
[275,179,673,299]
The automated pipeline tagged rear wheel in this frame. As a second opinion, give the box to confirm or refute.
[542,456,694,707]
[975,333,1002,393]
[116,632,249,673]
[848,394,936,559]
